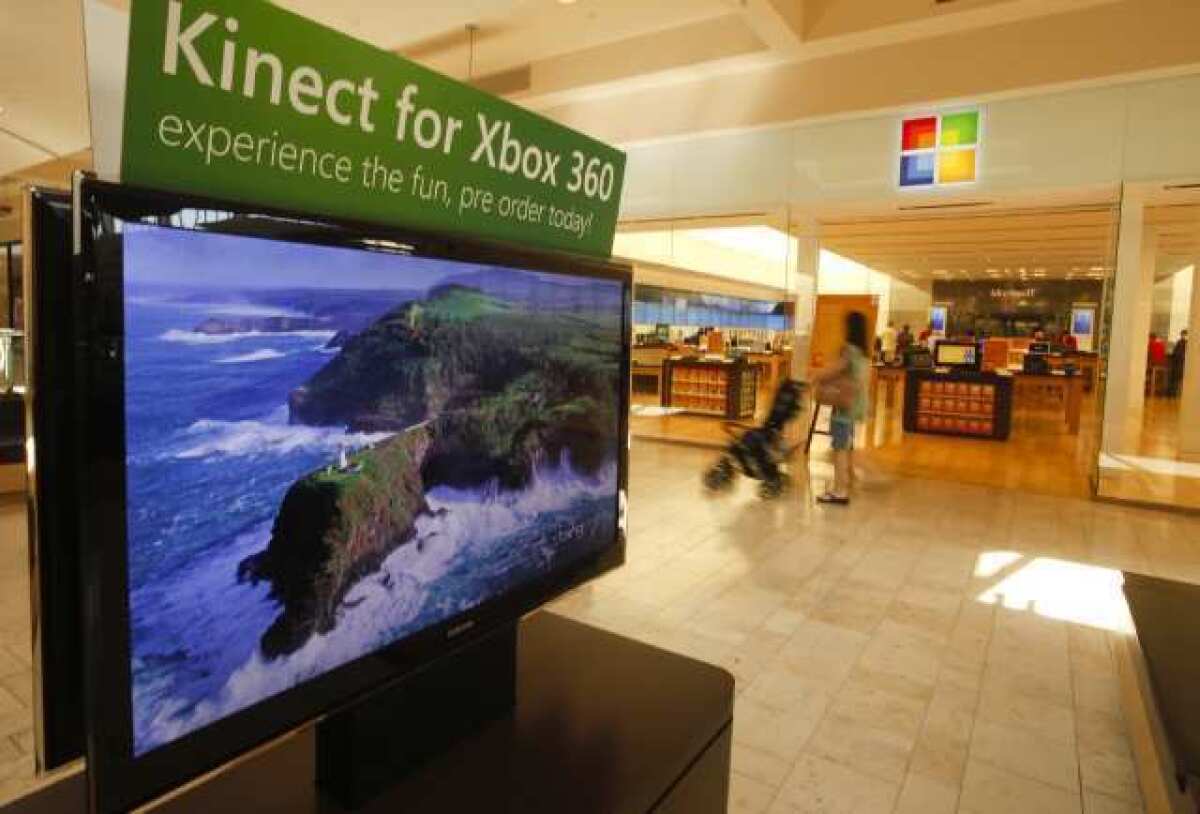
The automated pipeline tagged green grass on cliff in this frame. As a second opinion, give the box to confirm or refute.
[423,286,511,322]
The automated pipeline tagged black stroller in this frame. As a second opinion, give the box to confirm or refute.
[703,379,807,499]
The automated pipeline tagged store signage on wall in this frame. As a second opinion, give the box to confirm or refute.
[84,0,626,257]
[990,287,1037,299]
[899,109,980,188]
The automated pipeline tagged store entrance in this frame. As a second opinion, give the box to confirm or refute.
[814,204,1119,498]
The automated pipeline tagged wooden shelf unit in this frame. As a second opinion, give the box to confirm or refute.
[662,358,759,419]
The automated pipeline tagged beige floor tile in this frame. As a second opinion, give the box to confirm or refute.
[894,772,958,814]
[807,580,895,636]
[976,677,1076,745]
[1073,671,1121,715]
[981,654,1073,709]
[1075,708,1142,804]
[958,759,1082,814]
[773,753,900,814]
[909,678,978,779]
[969,718,1080,792]
[1083,789,1145,814]
[777,621,869,690]
[732,743,793,788]
[807,712,918,783]
[827,675,929,736]
[733,695,829,761]
[730,771,780,814]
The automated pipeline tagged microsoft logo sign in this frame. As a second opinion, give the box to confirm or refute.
[899,110,980,188]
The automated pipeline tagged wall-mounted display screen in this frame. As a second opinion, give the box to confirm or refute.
[633,284,788,330]
[77,181,629,812]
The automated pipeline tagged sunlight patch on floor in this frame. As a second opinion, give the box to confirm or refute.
[975,552,1133,633]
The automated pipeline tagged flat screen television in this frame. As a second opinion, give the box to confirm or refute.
[23,188,86,772]
[934,340,980,370]
[74,179,630,812]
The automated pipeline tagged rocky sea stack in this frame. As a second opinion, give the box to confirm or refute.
[239,283,620,658]
[237,424,433,659]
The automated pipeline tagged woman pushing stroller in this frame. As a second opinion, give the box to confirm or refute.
[812,311,869,506]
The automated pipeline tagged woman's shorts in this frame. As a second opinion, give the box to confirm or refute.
[831,414,855,451]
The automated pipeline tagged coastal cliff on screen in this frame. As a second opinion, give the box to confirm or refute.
[121,224,622,755]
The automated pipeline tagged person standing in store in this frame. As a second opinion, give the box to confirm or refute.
[1170,329,1188,396]
[881,322,898,364]
[1149,333,1168,367]
[814,311,869,506]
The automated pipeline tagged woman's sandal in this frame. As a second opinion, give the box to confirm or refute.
[816,492,850,505]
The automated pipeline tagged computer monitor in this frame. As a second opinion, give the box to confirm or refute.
[934,341,980,370]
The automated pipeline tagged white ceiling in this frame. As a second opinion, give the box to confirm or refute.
[820,206,1120,284]
[0,0,90,175]
[820,196,1200,285]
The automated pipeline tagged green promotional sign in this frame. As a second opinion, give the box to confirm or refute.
[121,0,625,256]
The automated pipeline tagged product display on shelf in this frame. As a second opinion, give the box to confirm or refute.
[662,358,759,419]
[903,369,1013,440]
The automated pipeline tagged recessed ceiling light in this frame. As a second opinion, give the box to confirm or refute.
[557,0,578,5]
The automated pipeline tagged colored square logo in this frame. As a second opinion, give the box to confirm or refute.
[900,153,936,187]
[939,111,979,147]
[902,117,938,151]
[938,149,976,184]
[899,110,980,187]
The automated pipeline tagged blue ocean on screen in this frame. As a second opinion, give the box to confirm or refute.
[122,226,621,755]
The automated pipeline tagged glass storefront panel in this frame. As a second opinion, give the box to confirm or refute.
[616,216,808,448]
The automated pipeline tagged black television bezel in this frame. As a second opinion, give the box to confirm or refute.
[74,177,631,813]
[22,187,86,773]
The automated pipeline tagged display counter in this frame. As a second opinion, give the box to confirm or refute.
[0,392,23,465]
[903,369,1013,440]
[662,357,759,419]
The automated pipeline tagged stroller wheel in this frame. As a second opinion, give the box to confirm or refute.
[704,458,736,491]
[758,474,789,500]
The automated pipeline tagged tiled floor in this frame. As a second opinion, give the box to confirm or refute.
[0,495,35,801]
[3,440,1200,810]
[548,441,1200,813]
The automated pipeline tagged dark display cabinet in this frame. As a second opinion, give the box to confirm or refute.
[904,369,1013,440]
[662,358,759,419]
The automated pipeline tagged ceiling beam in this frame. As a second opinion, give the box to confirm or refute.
[736,0,804,53]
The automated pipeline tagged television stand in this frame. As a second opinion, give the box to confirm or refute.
[8,612,735,814]
[316,620,519,810]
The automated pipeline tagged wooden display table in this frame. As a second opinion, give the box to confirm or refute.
[3,613,735,814]
[1118,574,1200,813]
[1012,372,1082,434]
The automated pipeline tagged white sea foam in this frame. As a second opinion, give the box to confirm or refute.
[160,329,336,345]
[135,459,617,752]
[174,418,391,460]
[215,349,286,365]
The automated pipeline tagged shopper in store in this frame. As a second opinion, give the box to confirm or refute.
[1149,332,1167,367]
[1170,329,1188,397]
[814,311,869,506]
[880,322,898,363]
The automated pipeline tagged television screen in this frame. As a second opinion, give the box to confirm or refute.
[24,188,86,772]
[77,181,629,811]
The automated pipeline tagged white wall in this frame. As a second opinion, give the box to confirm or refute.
[1170,266,1195,344]
[619,72,1200,222]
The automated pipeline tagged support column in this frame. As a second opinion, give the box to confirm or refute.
[1180,262,1200,454]
[1103,190,1158,455]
